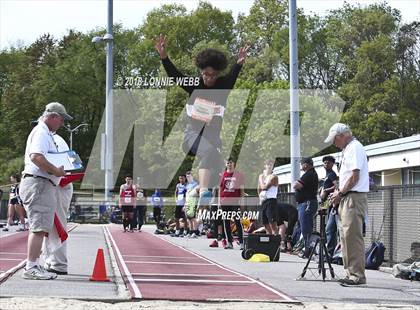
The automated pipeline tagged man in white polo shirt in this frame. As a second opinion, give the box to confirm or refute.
[325,123,369,286]
[19,102,71,280]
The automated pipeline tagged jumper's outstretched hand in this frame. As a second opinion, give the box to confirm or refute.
[237,43,251,65]
[155,34,168,59]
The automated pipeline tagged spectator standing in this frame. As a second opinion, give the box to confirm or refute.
[184,171,199,237]
[134,179,147,232]
[326,123,369,286]
[3,174,26,232]
[219,158,245,249]
[293,157,319,258]
[119,175,136,232]
[151,189,163,227]
[173,175,188,237]
[321,155,339,257]
[19,102,70,280]
[258,160,279,235]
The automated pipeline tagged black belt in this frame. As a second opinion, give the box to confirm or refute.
[23,174,56,186]
[344,191,362,196]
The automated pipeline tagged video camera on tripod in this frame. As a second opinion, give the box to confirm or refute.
[297,202,335,281]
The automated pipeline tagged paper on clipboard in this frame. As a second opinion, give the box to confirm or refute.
[46,150,83,172]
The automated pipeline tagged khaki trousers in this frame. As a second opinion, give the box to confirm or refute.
[338,192,367,283]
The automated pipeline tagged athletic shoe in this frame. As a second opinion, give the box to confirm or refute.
[44,265,68,275]
[209,240,218,247]
[171,231,180,237]
[2,227,9,232]
[129,229,134,233]
[221,239,227,248]
[224,242,234,249]
[190,233,198,239]
[338,277,366,285]
[17,224,25,232]
[22,266,57,280]
[239,243,244,250]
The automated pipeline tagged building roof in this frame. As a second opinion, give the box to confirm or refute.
[274,134,420,175]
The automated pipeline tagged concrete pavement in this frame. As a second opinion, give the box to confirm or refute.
[0,224,419,306]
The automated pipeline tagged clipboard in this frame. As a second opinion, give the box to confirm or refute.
[46,150,83,172]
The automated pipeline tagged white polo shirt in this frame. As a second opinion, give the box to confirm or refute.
[23,120,60,185]
[339,139,369,193]
[53,134,69,152]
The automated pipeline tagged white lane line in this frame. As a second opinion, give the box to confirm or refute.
[153,233,297,302]
[0,232,21,239]
[131,273,243,278]
[123,255,199,260]
[0,258,23,261]
[0,222,79,284]
[125,261,212,265]
[0,224,77,240]
[104,226,142,299]
[0,260,26,283]
[134,278,253,284]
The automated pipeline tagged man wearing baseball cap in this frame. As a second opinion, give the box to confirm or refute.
[19,102,71,280]
[325,123,369,286]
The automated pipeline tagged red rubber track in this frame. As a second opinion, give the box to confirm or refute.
[0,224,78,283]
[106,224,298,302]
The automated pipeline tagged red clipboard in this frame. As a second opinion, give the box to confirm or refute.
[59,172,84,187]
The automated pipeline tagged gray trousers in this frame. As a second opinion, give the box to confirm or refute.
[42,184,73,272]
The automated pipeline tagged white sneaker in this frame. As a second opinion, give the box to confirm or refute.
[22,266,57,280]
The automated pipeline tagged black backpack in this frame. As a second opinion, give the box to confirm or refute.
[365,241,386,270]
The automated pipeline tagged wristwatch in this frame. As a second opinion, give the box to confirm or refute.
[338,191,345,197]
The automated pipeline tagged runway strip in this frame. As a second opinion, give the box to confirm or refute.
[106,224,298,302]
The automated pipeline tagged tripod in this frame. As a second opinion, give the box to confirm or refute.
[298,208,335,281]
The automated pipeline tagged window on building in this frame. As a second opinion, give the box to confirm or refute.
[402,166,420,185]
[411,167,420,185]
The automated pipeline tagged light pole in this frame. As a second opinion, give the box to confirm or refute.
[289,0,300,191]
[64,123,88,150]
[92,0,114,201]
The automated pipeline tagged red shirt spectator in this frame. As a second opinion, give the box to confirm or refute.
[220,171,245,206]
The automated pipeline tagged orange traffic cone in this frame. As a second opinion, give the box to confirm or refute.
[89,248,110,282]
